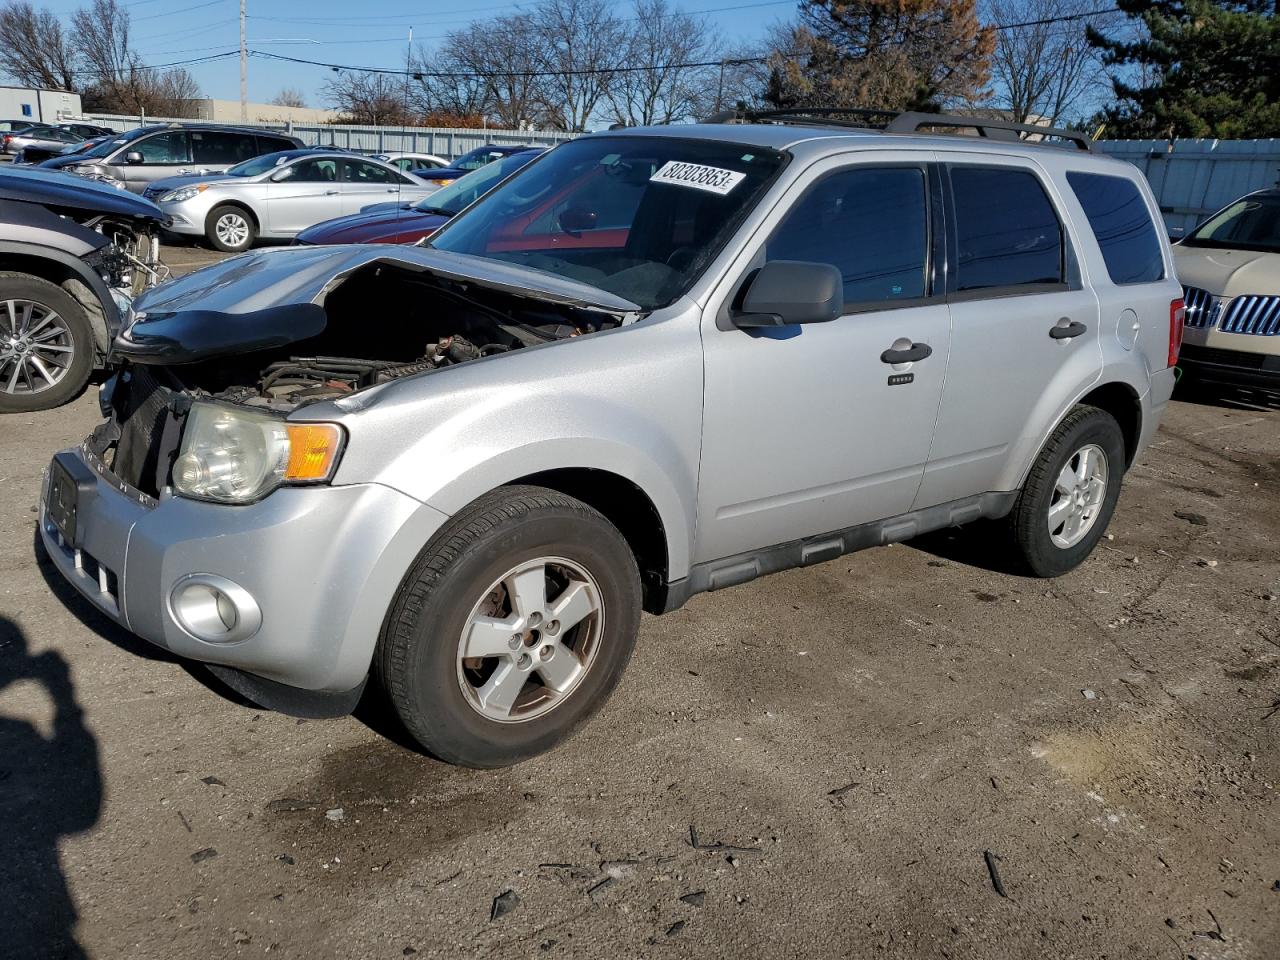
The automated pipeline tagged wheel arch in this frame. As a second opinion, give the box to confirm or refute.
[0,244,116,359]
[1077,380,1142,468]
[509,467,672,614]
[206,200,260,233]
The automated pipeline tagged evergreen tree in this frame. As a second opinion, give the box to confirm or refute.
[1088,0,1280,138]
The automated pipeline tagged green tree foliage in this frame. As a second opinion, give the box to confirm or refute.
[765,0,995,111]
[1088,0,1280,138]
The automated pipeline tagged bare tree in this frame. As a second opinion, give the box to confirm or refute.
[146,67,201,117]
[321,71,414,125]
[531,0,626,131]
[0,1,77,91]
[443,15,546,129]
[271,87,307,109]
[984,0,1117,125]
[607,0,720,125]
[73,0,138,103]
[408,39,493,124]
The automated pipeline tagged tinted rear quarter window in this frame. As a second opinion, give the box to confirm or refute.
[1066,172,1164,284]
[950,166,1064,291]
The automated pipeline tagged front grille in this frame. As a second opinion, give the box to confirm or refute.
[1182,285,1219,329]
[1179,344,1268,369]
[1218,294,1280,336]
[111,366,182,496]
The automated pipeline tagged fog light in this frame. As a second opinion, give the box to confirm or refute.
[169,574,262,644]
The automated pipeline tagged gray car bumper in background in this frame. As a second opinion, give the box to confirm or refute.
[39,446,446,707]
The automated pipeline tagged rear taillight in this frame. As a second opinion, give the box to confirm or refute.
[1169,298,1185,367]
[1,135,10,148]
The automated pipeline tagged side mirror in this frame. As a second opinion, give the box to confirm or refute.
[732,260,843,329]
[123,151,144,165]
[269,167,294,182]
[558,205,597,233]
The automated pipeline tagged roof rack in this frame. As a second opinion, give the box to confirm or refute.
[703,107,1093,152]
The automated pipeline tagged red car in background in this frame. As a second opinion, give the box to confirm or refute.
[295,149,546,245]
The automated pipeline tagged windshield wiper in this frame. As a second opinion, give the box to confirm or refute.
[415,205,454,216]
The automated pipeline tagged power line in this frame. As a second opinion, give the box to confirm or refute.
[132,0,229,22]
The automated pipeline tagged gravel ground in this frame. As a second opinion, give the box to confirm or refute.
[1,244,1278,959]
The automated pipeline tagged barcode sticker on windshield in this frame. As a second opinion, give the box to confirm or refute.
[650,161,745,195]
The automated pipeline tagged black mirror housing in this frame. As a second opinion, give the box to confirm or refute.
[734,260,843,329]
[123,151,144,165]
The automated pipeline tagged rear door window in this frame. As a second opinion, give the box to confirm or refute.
[1066,172,1164,284]
[192,131,258,165]
[767,166,930,307]
[949,166,1064,291]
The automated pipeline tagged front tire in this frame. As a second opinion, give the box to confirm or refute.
[206,204,256,253]
[0,272,94,413]
[1008,405,1125,577]
[375,485,642,767]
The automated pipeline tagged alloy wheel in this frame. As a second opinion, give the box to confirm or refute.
[456,556,605,723]
[1047,443,1108,549]
[0,298,74,396]
[215,212,250,248]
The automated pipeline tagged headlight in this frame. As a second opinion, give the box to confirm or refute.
[172,402,345,504]
[160,184,208,203]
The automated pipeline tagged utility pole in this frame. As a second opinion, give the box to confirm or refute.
[403,26,412,123]
[239,0,248,123]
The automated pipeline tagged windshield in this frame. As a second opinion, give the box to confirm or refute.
[79,127,147,159]
[428,137,786,310]
[1183,195,1280,254]
[413,151,541,216]
[227,152,292,177]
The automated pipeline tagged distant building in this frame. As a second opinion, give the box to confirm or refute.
[177,98,340,125]
[0,85,82,123]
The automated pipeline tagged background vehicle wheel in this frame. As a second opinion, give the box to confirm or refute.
[0,272,94,413]
[206,205,256,253]
[1008,404,1126,577]
[376,485,642,767]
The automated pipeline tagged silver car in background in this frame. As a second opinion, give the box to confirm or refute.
[148,150,438,251]
[371,151,449,174]
[2,124,82,159]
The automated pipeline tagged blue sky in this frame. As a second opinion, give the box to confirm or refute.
[42,0,791,107]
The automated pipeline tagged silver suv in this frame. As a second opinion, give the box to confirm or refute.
[39,111,1182,767]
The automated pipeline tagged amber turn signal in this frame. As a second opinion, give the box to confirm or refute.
[284,423,345,481]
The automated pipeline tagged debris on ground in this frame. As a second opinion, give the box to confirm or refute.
[325,807,345,822]
[1195,557,1219,568]
[1174,511,1209,526]
[679,891,706,907]
[688,825,764,855]
[827,782,860,797]
[666,920,685,937]
[490,889,520,921]
[199,776,225,787]
[586,877,615,900]
[190,848,218,864]
[983,850,1008,898]
[1082,689,1098,700]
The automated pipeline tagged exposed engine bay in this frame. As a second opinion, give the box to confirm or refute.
[141,262,620,410]
[87,214,169,297]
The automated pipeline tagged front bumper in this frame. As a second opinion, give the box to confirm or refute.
[40,444,447,702]
[1178,343,1280,389]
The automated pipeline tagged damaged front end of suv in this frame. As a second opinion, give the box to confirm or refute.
[0,166,168,412]
[95,245,638,504]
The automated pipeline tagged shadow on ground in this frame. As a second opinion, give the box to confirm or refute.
[0,616,102,960]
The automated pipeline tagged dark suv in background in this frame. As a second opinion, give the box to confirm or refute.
[37,122,303,193]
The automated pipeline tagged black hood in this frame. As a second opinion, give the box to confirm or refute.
[0,166,165,222]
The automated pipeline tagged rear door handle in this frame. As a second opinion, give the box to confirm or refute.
[880,341,933,364]
[1049,319,1088,339]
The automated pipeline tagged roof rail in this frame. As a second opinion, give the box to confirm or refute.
[703,107,899,129]
[702,106,1093,151]
[886,112,1093,151]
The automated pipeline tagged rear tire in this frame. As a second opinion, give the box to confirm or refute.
[206,204,256,253]
[375,485,642,767]
[1008,405,1125,577]
[0,272,94,413]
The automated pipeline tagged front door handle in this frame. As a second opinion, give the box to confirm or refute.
[325,189,339,195]
[1049,319,1088,340]
[880,341,933,364]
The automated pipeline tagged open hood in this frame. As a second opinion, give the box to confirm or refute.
[116,244,642,364]
[0,166,166,222]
